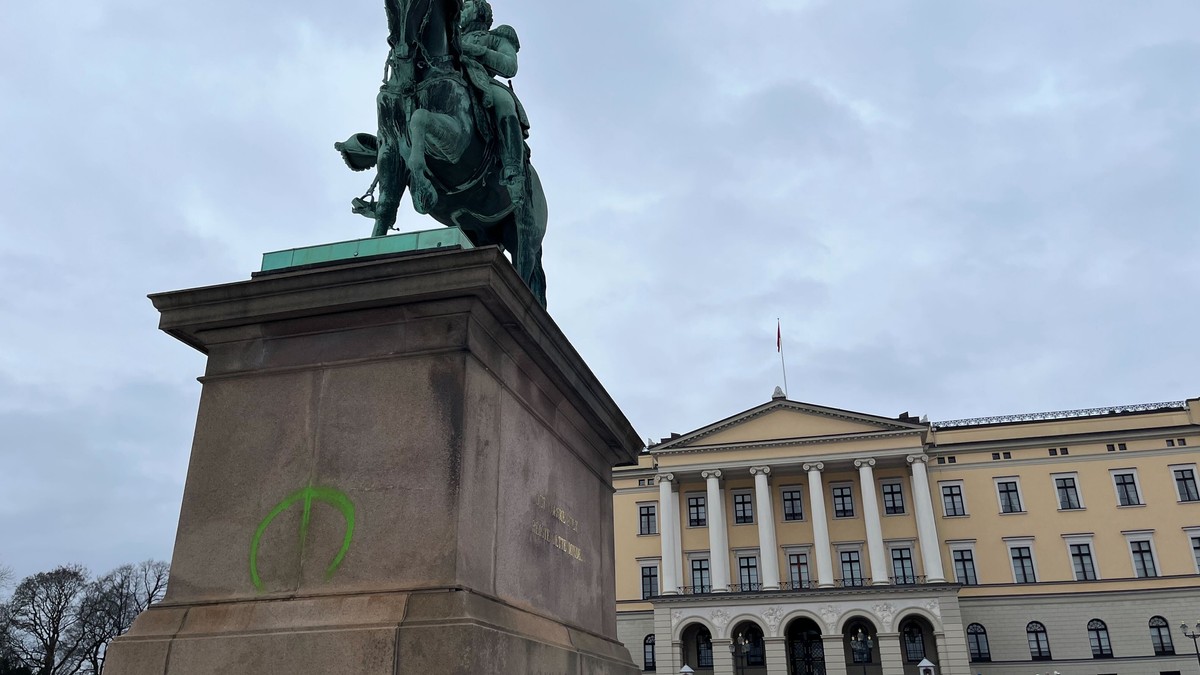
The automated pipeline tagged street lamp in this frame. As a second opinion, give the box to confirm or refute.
[1181,622,1200,672]
[850,628,875,675]
[728,632,750,675]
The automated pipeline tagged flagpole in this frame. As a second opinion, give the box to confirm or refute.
[778,318,789,398]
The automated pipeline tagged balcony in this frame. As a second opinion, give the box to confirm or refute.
[660,576,935,598]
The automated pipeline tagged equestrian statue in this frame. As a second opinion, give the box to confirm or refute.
[335,0,548,307]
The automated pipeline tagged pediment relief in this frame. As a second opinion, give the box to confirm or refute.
[653,400,925,453]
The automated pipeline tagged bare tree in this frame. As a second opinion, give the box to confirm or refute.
[0,565,12,591]
[75,561,169,675]
[5,565,90,675]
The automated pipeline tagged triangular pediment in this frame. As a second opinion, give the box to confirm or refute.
[652,399,925,452]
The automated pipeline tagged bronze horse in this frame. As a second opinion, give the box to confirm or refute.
[337,0,548,307]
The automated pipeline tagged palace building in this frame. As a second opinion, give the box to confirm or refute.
[612,390,1200,675]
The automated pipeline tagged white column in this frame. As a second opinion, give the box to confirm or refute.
[671,484,683,591]
[855,458,890,585]
[907,454,946,583]
[804,462,835,588]
[750,466,780,590]
[656,473,678,595]
[702,469,731,592]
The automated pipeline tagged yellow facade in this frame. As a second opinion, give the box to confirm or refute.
[613,393,1200,675]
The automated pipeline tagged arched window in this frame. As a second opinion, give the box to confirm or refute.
[900,620,926,662]
[643,635,656,671]
[1150,616,1176,656]
[1088,619,1113,658]
[698,629,713,668]
[735,623,765,667]
[1026,621,1052,660]
[966,624,991,662]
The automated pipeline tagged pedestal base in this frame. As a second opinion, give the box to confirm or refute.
[105,246,640,674]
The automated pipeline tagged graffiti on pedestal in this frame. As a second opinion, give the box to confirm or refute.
[249,486,356,591]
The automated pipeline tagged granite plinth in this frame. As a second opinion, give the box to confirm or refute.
[104,246,640,674]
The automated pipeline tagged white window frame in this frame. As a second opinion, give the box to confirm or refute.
[685,491,708,528]
[834,542,866,585]
[1062,533,1101,580]
[1050,471,1086,510]
[880,479,906,516]
[731,489,755,526]
[886,539,919,582]
[831,481,856,519]
[780,484,805,522]
[637,557,661,599]
[733,548,761,589]
[783,545,813,588]
[994,476,1027,514]
[947,539,978,585]
[939,480,968,517]
[1169,463,1200,503]
[1109,468,1145,507]
[1003,536,1039,583]
[1184,527,1200,574]
[637,500,658,536]
[1122,530,1161,578]
[686,551,711,592]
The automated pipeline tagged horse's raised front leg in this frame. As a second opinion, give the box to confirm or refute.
[406,107,471,214]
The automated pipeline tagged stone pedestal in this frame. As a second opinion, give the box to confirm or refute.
[105,246,641,674]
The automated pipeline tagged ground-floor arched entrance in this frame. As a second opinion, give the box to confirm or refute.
[785,617,825,675]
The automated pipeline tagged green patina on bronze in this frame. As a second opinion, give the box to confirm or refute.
[260,227,474,272]
[335,0,548,307]
[249,486,356,592]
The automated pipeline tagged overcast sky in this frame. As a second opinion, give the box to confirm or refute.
[1,1,1197,582]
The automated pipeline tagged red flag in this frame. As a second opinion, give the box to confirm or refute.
[777,320,781,353]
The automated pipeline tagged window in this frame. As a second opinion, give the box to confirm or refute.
[697,629,713,668]
[788,552,811,589]
[1049,448,1058,456]
[734,492,754,524]
[639,504,657,535]
[1131,539,1158,577]
[643,635,656,671]
[882,482,905,514]
[1192,535,1200,573]
[1070,543,1097,581]
[1113,472,1142,506]
[1010,545,1036,583]
[991,452,1001,460]
[1174,467,1200,502]
[1003,451,1012,459]
[690,558,710,593]
[997,479,1023,513]
[1168,439,1176,447]
[840,550,864,586]
[952,548,978,585]
[833,485,855,518]
[735,625,765,666]
[1054,475,1082,510]
[902,623,925,662]
[891,547,916,584]
[687,495,707,527]
[1027,621,1051,660]
[782,488,804,521]
[641,565,659,599]
[967,624,991,662]
[738,555,760,591]
[1151,616,1175,655]
[1060,448,1069,455]
[942,483,966,516]
[1089,619,1113,658]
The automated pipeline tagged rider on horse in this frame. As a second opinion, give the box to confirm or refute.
[459,0,531,207]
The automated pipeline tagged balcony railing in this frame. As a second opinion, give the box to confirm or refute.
[659,576,934,597]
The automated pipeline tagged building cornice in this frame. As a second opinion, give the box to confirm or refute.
[651,399,927,453]
[652,429,924,457]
